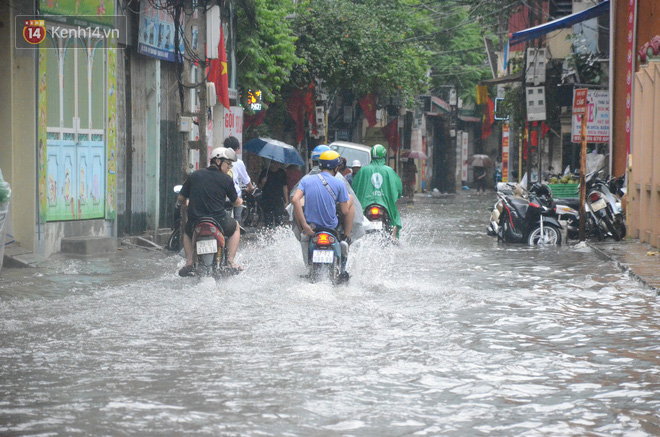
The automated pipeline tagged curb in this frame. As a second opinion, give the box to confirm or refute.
[589,243,659,293]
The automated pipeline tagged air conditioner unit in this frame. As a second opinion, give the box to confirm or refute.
[206,82,217,107]
[315,106,325,126]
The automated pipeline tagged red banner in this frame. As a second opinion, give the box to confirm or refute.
[502,122,509,182]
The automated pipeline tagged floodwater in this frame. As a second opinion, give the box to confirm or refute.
[1,194,659,436]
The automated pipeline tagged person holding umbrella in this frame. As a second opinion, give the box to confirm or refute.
[258,160,289,227]
[242,137,305,227]
[402,159,417,199]
[466,154,494,194]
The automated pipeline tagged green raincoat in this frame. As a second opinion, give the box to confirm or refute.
[351,158,403,229]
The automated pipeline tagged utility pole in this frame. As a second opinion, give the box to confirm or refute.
[181,1,208,172]
[177,0,208,249]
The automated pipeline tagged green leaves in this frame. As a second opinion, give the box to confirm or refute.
[292,0,431,106]
[235,0,302,105]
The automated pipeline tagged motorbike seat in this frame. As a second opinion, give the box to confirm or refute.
[555,198,580,209]
[508,197,529,218]
[312,226,339,238]
[194,217,225,234]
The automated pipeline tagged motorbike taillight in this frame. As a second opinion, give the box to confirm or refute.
[313,233,335,246]
[368,206,382,219]
[197,223,218,235]
[589,193,601,203]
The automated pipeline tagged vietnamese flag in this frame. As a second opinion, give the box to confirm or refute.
[359,93,377,127]
[481,97,495,139]
[302,83,317,135]
[287,89,305,143]
[381,118,399,152]
[209,27,230,109]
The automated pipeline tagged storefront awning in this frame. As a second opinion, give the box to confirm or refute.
[432,96,450,114]
[509,0,609,46]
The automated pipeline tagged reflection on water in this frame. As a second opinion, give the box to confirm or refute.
[1,195,659,435]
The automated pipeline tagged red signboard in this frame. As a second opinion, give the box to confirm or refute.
[573,88,588,114]
[501,123,509,182]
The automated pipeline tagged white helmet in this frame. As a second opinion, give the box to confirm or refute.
[210,147,237,163]
[351,159,362,168]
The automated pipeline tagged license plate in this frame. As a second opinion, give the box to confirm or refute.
[196,239,217,255]
[312,249,334,264]
[591,198,607,212]
[371,220,383,230]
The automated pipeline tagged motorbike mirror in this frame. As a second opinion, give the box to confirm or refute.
[173,185,183,194]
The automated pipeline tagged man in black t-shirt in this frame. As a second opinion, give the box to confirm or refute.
[258,160,289,227]
[178,147,243,276]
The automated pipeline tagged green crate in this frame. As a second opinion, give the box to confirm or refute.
[548,183,579,198]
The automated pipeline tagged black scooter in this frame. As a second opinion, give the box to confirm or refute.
[498,183,563,245]
[166,185,183,251]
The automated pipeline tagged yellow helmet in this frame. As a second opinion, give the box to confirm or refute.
[318,150,342,169]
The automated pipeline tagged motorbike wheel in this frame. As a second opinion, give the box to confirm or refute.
[310,257,340,284]
[527,224,562,246]
[603,212,623,241]
[166,228,180,251]
[498,211,509,242]
[197,253,215,276]
[310,263,330,284]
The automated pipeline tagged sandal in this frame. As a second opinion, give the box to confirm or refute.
[178,264,194,277]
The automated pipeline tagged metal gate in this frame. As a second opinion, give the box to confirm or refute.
[46,35,106,221]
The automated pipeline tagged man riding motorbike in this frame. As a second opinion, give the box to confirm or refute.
[351,144,403,239]
[289,145,365,245]
[177,147,243,276]
[291,150,354,277]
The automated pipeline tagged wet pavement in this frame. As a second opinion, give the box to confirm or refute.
[590,239,660,293]
[1,192,659,435]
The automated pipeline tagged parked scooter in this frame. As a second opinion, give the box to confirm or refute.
[240,187,262,227]
[166,185,183,251]
[552,170,626,241]
[307,227,349,284]
[584,169,625,241]
[496,183,563,245]
[553,198,606,241]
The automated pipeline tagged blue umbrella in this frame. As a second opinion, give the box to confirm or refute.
[242,137,304,166]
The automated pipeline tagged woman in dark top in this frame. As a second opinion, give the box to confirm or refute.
[258,160,289,227]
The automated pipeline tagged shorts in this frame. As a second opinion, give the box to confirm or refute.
[186,214,238,238]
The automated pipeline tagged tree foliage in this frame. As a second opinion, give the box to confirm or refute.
[429,1,501,104]
[235,0,303,105]
[292,0,432,106]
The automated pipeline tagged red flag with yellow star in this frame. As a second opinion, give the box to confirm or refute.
[209,27,230,109]
[359,94,377,127]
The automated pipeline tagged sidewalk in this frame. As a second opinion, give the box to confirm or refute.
[590,239,660,292]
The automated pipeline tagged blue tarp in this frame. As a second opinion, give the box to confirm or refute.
[509,0,610,46]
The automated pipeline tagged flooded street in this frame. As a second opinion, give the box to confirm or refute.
[1,194,659,435]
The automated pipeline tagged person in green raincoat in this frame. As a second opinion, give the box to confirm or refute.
[352,144,403,239]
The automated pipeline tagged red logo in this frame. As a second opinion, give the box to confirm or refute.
[23,20,46,45]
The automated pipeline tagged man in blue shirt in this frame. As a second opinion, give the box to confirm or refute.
[292,150,354,266]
